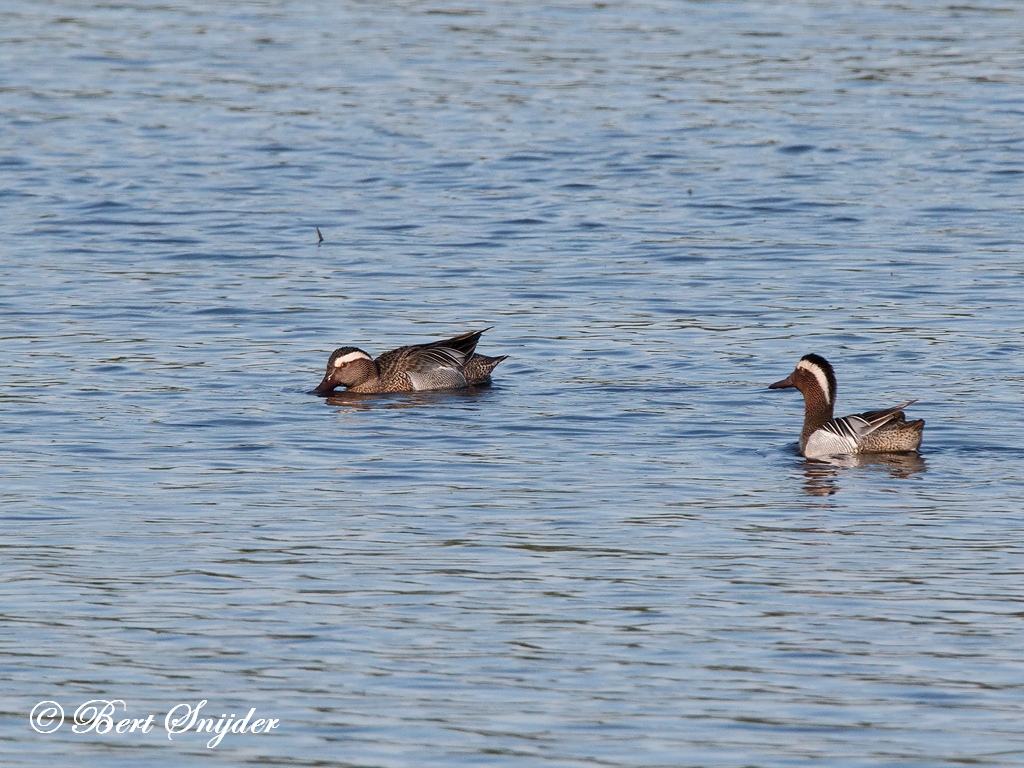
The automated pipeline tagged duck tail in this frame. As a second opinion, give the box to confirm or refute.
[465,353,507,385]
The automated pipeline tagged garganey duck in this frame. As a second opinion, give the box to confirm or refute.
[313,328,507,395]
[768,353,924,458]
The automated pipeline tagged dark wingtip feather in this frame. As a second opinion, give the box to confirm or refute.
[436,328,493,357]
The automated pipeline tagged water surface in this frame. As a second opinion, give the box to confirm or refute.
[2,1,1024,765]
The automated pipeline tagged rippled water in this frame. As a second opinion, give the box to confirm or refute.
[3,1,1024,765]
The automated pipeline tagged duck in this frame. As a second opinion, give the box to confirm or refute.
[768,353,924,458]
[313,328,507,394]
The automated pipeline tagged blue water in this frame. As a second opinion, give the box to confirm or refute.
[3,1,1024,765]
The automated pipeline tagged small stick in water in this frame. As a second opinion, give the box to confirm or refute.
[316,226,324,244]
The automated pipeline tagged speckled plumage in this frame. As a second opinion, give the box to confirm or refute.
[769,354,924,459]
[314,329,507,395]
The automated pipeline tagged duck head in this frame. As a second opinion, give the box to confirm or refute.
[313,347,377,394]
[769,353,837,411]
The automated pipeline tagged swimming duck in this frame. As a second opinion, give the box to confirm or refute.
[313,328,507,394]
[768,353,924,458]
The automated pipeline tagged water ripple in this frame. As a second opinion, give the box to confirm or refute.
[2,1,1024,766]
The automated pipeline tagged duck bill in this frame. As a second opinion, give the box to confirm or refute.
[312,372,339,395]
[768,374,795,390]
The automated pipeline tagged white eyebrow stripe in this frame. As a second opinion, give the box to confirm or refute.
[334,350,372,366]
[797,359,832,402]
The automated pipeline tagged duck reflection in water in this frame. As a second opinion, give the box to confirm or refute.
[800,452,927,497]
[320,386,499,413]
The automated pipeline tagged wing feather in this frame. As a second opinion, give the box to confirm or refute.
[804,401,917,458]
[405,344,469,390]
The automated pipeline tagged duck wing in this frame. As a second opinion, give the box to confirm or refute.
[805,401,916,457]
[404,340,474,391]
[427,329,487,357]
[844,400,917,436]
